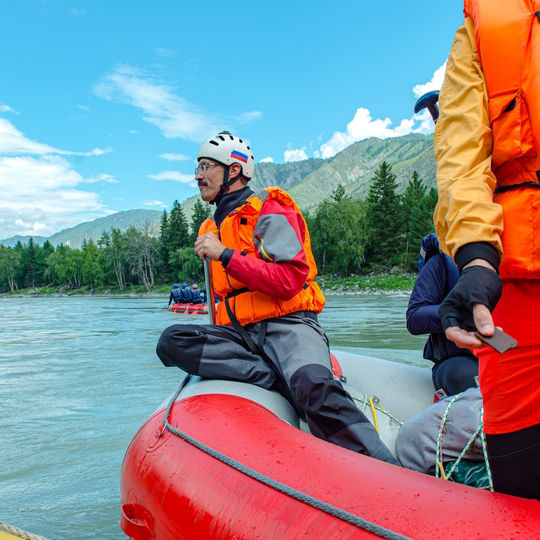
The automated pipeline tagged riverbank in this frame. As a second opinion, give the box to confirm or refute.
[0,273,417,298]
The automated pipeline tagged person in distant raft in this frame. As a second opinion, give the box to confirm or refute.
[179,283,192,303]
[156,131,398,465]
[434,1,540,499]
[406,233,478,396]
[167,283,182,307]
[190,284,203,304]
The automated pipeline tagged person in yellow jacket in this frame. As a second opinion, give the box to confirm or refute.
[156,131,397,465]
[434,1,540,499]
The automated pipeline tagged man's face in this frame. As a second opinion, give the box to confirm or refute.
[195,160,224,202]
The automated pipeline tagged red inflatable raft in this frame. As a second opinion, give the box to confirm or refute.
[170,302,208,315]
[120,351,540,539]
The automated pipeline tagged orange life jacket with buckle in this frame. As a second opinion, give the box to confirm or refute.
[464,0,540,277]
[199,187,325,326]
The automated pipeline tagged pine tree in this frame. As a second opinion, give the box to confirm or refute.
[402,171,428,269]
[22,237,37,288]
[407,187,439,271]
[158,210,170,279]
[167,200,190,252]
[190,199,211,244]
[364,161,404,268]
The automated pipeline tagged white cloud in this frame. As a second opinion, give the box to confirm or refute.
[0,102,17,114]
[0,154,109,237]
[284,147,308,163]
[0,118,111,156]
[85,173,119,184]
[93,65,261,141]
[314,64,446,159]
[239,111,262,124]
[144,200,167,207]
[159,152,190,161]
[155,48,176,58]
[413,63,446,97]
[147,170,193,183]
[260,157,274,163]
[93,65,219,142]
[318,109,416,159]
[0,116,115,239]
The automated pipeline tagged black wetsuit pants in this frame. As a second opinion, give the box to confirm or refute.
[156,311,398,465]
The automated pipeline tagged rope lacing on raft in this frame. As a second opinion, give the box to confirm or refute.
[435,391,494,490]
[351,390,403,427]
[0,521,49,540]
[161,375,412,540]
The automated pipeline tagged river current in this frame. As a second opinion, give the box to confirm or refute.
[0,294,428,539]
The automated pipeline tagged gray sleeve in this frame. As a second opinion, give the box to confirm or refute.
[253,213,302,263]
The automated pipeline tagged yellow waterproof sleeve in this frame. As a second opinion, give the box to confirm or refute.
[433,17,503,261]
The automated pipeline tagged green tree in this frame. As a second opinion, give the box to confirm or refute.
[407,187,439,271]
[125,226,159,290]
[0,246,22,292]
[158,210,170,279]
[364,161,404,269]
[12,242,26,289]
[36,240,55,285]
[309,185,367,275]
[21,237,38,288]
[169,247,204,283]
[82,241,105,290]
[46,245,83,289]
[401,171,428,269]
[190,199,211,244]
[99,229,128,290]
[167,200,190,252]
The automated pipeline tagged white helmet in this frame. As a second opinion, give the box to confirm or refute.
[197,131,255,179]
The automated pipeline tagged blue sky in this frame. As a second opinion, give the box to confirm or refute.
[0,1,462,239]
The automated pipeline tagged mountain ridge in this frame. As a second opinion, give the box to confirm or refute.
[2,133,435,248]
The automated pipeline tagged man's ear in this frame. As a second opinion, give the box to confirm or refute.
[229,162,242,177]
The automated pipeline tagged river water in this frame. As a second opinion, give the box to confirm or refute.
[0,294,428,539]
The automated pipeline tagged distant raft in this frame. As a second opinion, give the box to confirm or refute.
[120,351,540,539]
[169,302,208,315]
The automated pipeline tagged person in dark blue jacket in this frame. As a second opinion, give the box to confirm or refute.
[190,283,203,303]
[407,233,478,396]
[168,283,183,307]
[179,283,193,303]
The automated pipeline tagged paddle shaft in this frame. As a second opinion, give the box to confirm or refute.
[203,258,216,324]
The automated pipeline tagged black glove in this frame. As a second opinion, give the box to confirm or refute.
[439,266,503,331]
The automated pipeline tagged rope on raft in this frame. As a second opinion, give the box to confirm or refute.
[435,391,494,490]
[161,375,413,540]
[0,521,49,540]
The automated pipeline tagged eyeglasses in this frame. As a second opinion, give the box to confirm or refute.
[195,162,221,175]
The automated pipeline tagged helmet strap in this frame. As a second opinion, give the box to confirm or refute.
[209,165,244,205]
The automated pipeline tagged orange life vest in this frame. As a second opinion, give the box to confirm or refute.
[198,187,326,327]
[464,0,540,183]
[464,0,540,278]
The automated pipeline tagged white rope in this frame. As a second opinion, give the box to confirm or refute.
[0,521,49,540]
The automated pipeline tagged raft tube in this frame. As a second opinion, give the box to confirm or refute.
[170,302,208,315]
[120,351,540,539]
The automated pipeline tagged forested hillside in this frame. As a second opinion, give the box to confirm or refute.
[0,160,437,293]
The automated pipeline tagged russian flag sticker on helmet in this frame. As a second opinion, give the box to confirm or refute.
[231,150,248,163]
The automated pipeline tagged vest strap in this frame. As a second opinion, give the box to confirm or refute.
[494,181,540,194]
